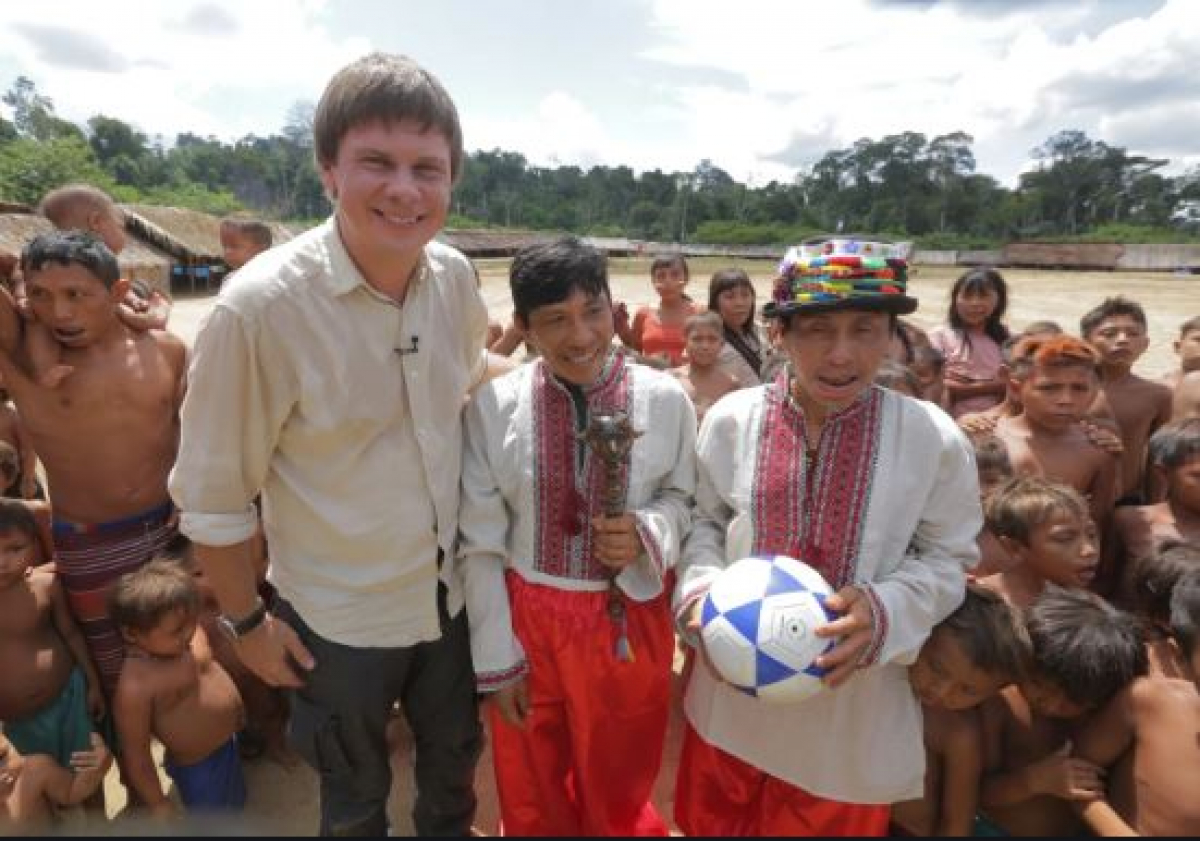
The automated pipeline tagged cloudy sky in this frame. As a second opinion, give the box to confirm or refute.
[2,0,1196,187]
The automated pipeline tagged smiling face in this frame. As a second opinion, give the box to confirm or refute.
[520,287,615,386]
[25,263,127,349]
[781,309,893,413]
[320,118,452,276]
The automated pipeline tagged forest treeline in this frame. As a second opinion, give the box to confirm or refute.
[4,76,1200,247]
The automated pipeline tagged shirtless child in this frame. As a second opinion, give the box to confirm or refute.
[1072,568,1200,836]
[0,396,38,499]
[978,587,1146,837]
[994,334,1119,531]
[0,500,105,769]
[0,730,111,830]
[671,311,740,424]
[1081,297,1173,505]
[0,232,187,696]
[1106,418,1200,603]
[891,586,1030,836]
[218,213,273,274]
[110,558,246,816]
[1162,315,1200,390]
[1129,540,1200,679]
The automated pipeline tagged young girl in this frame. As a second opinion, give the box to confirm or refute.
[929,267,1011,418]
[707,268,766,387]
[615,253,697,368]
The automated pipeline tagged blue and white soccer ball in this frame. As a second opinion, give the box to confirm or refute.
[700,554,836,704]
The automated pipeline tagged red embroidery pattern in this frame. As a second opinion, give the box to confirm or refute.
[750,379,883,589]
[532,354,632,581]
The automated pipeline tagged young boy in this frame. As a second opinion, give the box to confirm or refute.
[110,558,246,816]
[1106,418,1200,603]
[1129,539,1200,678]
[218,213,274,273]
[0,730,111,829]
[0,499,105,769]
[979,477,1100,608]
[1081,297,1173,505]
[979,587,1146,837]
[910,344,948,408]
[672,311,740,424]
[891,586,1030,836]
[1071,568,1200,835]
[994,334,1119,531]
[971,435,1017,577]
[457,236,696,835]
[1163,315,1200,390]
[0,233,186,703]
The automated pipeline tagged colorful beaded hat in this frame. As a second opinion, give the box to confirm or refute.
[763,236,918,317]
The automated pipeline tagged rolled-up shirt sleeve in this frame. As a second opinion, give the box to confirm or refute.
[169,302,297,547]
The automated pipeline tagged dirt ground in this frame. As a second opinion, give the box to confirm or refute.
[90,259,1196,835]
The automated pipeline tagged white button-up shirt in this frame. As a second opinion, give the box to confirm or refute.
[169,218,488,647]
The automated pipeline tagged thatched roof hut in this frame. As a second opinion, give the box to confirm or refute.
[120,204,224,263]
[0,210,173,293]
[437,229,557,258]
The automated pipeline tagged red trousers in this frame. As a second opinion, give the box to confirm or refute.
[489,572,674,836]
[674,723,890,837]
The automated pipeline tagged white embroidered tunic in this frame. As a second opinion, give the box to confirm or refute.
[676,378,982,804]
[456,352,697,690]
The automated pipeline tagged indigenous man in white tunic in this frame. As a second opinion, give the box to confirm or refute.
[457,237,696,835]
[674,240,982,836]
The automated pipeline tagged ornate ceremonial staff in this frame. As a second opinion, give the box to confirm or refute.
[580,410,642,661]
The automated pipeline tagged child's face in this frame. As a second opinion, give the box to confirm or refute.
[220,226,264,271]
[1020,509,1100,589]
[716,285,754,330]
[1086,315,1149,368]
[685,324,723,367]
[978,466,1011,499]
[955,285,1000,328]
[26,263,125,348]
[651,264,688,302]
[910,628,1009,711]
[90,205,126,255]
[0,527,33,587]
[1165,455,1200,514]
[1019,673,1091,719]
[911,359,945,400]
[1015,365,1098,430]
[521,287,615,386]
[1176,328,1200,374]
[128,607,197,658]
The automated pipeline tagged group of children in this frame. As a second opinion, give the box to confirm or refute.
[0,186,284,828]
[2,178,1199,836]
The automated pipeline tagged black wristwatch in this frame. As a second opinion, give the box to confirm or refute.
[216,597,268,640]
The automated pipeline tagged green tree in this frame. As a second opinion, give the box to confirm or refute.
[0,136,115,204]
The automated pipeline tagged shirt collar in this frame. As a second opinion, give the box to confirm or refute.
[319,217,430,301]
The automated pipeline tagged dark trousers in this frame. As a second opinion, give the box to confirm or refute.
[278,587,482,836]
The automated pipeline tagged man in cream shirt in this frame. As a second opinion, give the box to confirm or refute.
[170,54,487,836]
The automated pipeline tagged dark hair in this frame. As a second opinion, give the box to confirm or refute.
[1169,568,1200,659]
[1132,539,1200,627]
[0,498,38,542]
[220,213,274,249]
[707,269,755,334]
[1080,296,1148,338]
[937,584,1031,682]
[1148,417,1200,470]
[972,435,1014,480]
[947,267,1010,347]
[1179,315,1200,340]
[20,231,120,289]
[509,236,610,322]
[313,53,464,182]
[108,557,200,634]
[1025,586,1146,708]
[650,253,689,282]
[985,476,1087,545]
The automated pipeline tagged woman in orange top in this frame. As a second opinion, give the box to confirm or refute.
[615,253,698,368]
